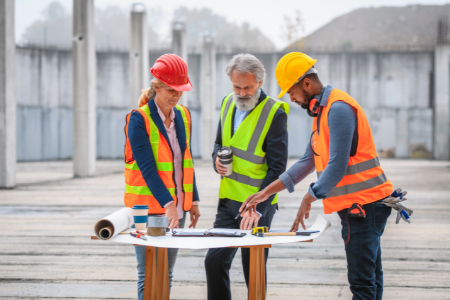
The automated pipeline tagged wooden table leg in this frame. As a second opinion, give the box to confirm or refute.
[144,246,157,300]
[248,246,266,300]
[143,246,169,300]
[156,248,170,300]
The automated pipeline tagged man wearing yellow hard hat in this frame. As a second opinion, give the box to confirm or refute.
[240,52,394,300]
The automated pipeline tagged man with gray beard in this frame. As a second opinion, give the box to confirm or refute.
[204,53,289,299]
[234,86,260,111]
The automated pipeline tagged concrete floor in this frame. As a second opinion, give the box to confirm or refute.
[1,158,449,300]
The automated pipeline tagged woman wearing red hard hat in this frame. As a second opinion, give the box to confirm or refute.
[124,54,200,298]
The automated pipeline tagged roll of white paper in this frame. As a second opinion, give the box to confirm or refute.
[94,207,134,240]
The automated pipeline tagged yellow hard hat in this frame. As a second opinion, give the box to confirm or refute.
[276,52,317,98]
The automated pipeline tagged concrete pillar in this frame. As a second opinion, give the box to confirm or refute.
[172,21,188,106]
[72,0,96,177]
[201,34,216,160]
[0,0,16,188]
[396,109,409,158]
[434,17,450,160]
[129,4,149,110]
[270,53,280,98]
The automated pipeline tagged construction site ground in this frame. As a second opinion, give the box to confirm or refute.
[1,159,449,299]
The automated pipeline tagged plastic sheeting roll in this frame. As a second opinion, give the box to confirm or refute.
[94,207,134,240]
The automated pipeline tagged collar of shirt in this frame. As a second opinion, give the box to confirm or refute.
[155,100,175,129]
[319,84,334,107]
[234,109,251,132]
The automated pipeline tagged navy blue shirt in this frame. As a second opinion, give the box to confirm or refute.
[128,99,200,208]
[212,89,288,217]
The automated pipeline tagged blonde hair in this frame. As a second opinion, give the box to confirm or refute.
[138,79,169,107]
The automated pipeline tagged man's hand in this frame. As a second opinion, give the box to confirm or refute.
[239,191,269,217]
[189,205,201,228]
[239,209,261,230]
[290,192,317,231]
[215,156,227,176]
[165,203,179,229]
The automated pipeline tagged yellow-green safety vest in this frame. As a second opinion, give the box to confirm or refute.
[219,93,289,204]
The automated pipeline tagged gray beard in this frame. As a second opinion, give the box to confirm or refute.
[234,89,260,111]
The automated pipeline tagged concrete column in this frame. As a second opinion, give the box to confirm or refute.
[0,0,16,188]
[434,45,450,160]
[269,53,279,98]
[434,18,450,160]
[72,0,96,177]
[172,22,188,106]
[129,4,149,110]
[201,34,216,160]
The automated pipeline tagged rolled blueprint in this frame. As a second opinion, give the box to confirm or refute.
[94,207,134,240]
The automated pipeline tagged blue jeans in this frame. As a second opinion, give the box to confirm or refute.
[134,212,186,300]
[338,200,391,300]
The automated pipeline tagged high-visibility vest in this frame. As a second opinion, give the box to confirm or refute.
[219,93,289,203]
[312,89,393,214]
[123,103,194,214]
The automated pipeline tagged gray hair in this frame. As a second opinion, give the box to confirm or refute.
[225,53,266,84]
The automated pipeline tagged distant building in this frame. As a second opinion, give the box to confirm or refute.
[287,4,450,52]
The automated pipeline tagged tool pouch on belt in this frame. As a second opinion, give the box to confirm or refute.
[348,203,366,218]
[343,203,367,246]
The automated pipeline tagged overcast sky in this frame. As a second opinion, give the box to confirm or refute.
[15,0,450,50]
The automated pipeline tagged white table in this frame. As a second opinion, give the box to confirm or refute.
[92,215,330,300]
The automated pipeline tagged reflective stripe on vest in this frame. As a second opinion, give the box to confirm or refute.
[123,102,194,213]
[174,105,195,211]
[125,184,176,196]
[312,89,392,214]
[219,93,289,203]
[326,172,387,198]
[317,157,380,178]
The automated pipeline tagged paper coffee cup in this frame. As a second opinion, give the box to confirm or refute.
[132,205,149,231]
[219,147,233,176]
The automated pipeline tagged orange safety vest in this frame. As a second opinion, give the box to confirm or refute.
[123,103,194,214]
[312,89,393,214]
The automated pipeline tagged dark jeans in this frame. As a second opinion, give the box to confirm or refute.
[337,200,392,300]
[204,198,277,300]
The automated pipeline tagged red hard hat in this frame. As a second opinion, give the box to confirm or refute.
[150,54,192,92]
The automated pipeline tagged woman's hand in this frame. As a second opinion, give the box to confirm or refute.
[165,203,179,229]
[189,205,201,228]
